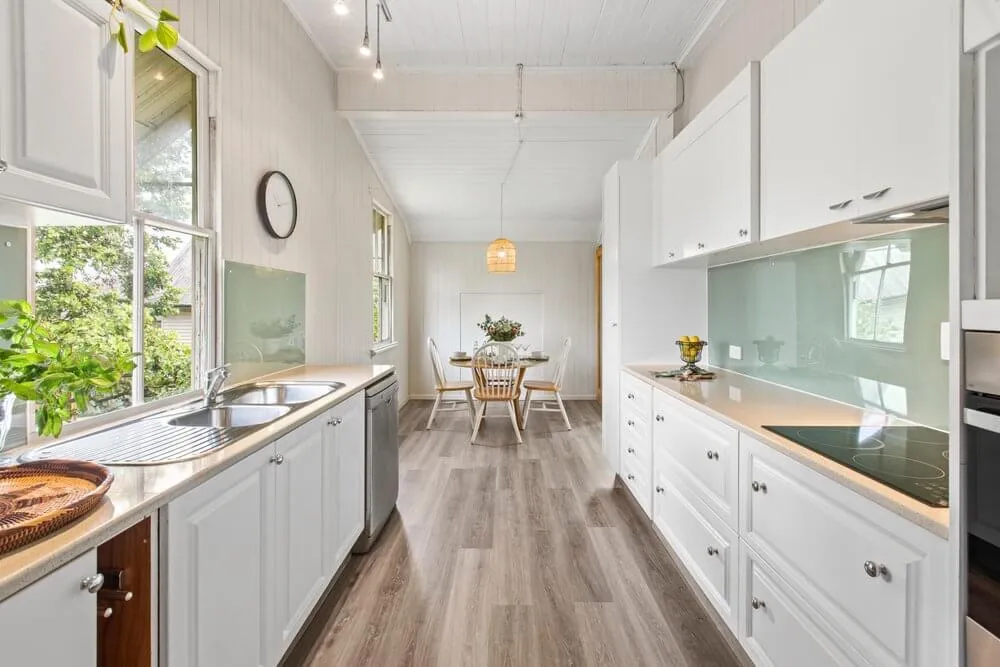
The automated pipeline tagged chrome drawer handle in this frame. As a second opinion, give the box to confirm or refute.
[864,561,889,579]
[707,546,718,556]
[828,199,853,211]
[862,187,891,200]
[706,450,719,460]
[81,573,104,594]
[270,454,285,465]
[751,481,767,493]
[327,417,343,426]
[655,486,664,494]
[751,597,766,611]
[627,474,635,481]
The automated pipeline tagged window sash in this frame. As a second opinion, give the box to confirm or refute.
[372,207,393,346]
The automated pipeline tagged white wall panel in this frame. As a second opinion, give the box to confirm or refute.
[157,0,411,403]
[410,242,597,399]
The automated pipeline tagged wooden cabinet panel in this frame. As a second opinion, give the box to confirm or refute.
[0,549,98,667]
[0,0,127,221]
[97,517,152,667]
[274,422,327,659]
[164,445,275,667]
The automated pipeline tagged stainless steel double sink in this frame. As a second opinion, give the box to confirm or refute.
[167,382,346,429]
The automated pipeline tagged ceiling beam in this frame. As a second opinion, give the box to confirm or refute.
[336,67,679,115]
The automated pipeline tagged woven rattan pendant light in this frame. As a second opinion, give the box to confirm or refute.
[487,182,516,273]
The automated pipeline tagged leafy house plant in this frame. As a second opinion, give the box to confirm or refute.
[477,315,524,343]
[108,1,181,54]
[0,300,135,450]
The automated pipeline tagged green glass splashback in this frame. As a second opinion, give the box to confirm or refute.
[707,225,949,430]
[223,261,306,383]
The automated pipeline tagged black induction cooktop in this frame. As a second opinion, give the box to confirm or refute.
[761,425,949,508]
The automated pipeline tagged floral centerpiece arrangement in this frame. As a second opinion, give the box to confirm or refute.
[477,315,524,343]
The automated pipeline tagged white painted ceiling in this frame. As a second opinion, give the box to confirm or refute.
[352,114,655,242]
[286,0,719,69]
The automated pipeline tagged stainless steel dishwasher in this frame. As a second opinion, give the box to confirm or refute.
[353,373,399,553]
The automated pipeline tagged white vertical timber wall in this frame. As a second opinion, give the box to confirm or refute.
[155,0,411,403]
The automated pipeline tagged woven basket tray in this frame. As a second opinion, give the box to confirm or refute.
[0,460,113,556]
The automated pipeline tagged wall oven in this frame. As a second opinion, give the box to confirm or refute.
[965,332,1000,664]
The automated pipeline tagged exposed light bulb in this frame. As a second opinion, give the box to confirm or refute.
[334,0,349,16]
[373,59,384,80]
[360,32,371,57]
[498,251,507,259]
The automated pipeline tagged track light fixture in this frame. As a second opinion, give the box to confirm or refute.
[359,0,371,56]
[514,63,524,124]
[334,0,349,16]
[372,2,383,80]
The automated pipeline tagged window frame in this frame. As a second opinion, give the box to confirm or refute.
[371,203,395,353]
[24,33,220,442]
[844,241,911,349]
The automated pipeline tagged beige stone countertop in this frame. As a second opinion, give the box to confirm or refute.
[624,364,949,540]
[0,364,395,603]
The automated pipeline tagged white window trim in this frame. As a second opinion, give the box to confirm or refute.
[371,202,395,352]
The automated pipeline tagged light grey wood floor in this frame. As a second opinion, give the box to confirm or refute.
[287,400,747,667]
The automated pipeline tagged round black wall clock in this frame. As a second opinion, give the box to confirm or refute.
[257,170,298,239]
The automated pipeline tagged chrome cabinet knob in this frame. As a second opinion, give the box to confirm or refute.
[668,252,675,258]
[0,159,8,173]
[611,322,619,328]
[627,473,635,481]
[751,481,767,493]
[864,561,889,578]
[626,392,635,400]
[327,417,343,426]
[655,486,664,494]
[697,242,705,250]
[706,450,719,460]
[626,419,635,427]
[707,546,718,556]
[655,414,664,422]
[627,447,636,454]
[270,454,285,465]
[81,573,104,594]
[751,597,766,611]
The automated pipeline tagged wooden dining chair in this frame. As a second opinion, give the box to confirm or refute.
[470,342,522,445]
[522,336,573,430]
[426,337,475,429]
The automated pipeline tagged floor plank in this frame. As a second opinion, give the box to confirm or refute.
[290,400,748,667]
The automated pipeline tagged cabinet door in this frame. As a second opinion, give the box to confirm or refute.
[0,549,98,667]
[855,0,950,217]
[164,446,275,667]
[324,392,365,571]
[274,419,327,658]
[601,167,622,473]
[0,0,127,221]
[652,153,683,264]
[760,0,859,240]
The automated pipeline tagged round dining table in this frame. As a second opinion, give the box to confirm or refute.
[449,356,549,428]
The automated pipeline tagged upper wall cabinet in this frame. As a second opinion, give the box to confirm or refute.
[761,0,951,242]
[654,63,760,265]
[0,0,128,222]
[966,0,1000,52]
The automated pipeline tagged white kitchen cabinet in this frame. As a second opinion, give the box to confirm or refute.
[273,420,327,659]
[761,0,950,241]
[655,63,759,264]
[0,0,128,222]
[966,0,1000,52]
[653,470,739,631]
[601,161,706,474]
[323,393,366,574]
[164,445,276,667]
[739,544,861,667]
[740,434,949,667]
[0,549,99,666]
[620,371,653,515]
[653,388,739,530]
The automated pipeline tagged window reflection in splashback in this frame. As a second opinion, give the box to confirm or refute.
[0,224,28,449]
[707,224,949,430]
[223,261,306,383]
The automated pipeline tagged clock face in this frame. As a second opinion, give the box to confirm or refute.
[257,171,297,239]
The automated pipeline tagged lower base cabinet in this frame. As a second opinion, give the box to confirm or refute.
[0,549,99,667]
[740,545,863,667]
[164,397,366,667]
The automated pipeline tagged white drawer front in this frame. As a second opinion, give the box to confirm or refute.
[653,389,738,529]
[621,428,651,472]
[620,371,652,417]
[621,404,651,450]
[653,469,738,630]
[741,435,948,666]
[621,449,652,517]
[741,547,859,667]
